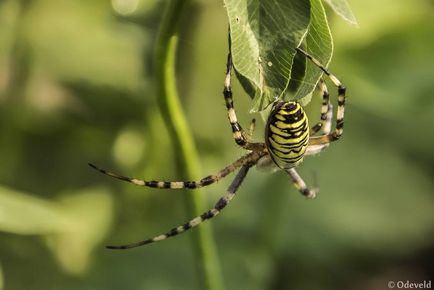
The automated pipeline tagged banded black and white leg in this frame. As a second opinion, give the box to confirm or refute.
[223,53,263,151]
[106,162,256,249]
[306,81,334,156]
[285,168,318,199]
[223,52,247,147]
[310,79,332,135]
[88,151,261,190]
[296,47,346,146]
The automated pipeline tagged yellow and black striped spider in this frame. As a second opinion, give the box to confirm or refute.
[89,47,346,250]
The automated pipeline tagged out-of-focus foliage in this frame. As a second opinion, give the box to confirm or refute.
[0,0,433,290]
[0,185,113,275]
[323,0,357,25]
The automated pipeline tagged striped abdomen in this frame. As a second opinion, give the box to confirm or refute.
[265,101,309,169]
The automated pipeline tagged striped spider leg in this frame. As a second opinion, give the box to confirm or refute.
[89,149,267,249]
[295,47,347,147]
[223,52,264,152]
[310,79,332,135]
[305,79,334,156]
[89,150,261,190]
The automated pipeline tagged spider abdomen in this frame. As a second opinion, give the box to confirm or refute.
[265,101,309,169]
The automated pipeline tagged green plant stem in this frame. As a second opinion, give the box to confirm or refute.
[153,1,224,290]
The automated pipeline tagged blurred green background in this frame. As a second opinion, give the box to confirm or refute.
[0,0,433,289]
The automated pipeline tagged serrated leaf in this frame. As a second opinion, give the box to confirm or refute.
[224,0,311,112]
[323,0,358,25]
[293,0,333,105]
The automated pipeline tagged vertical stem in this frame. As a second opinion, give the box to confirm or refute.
[0,262,3,290]
[153,1,224,290]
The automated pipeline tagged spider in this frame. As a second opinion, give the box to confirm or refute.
[89,47,346,250]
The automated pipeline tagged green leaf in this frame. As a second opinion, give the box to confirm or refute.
[293,0,333,105]
[0,185,113,275]
[225,0,338,112]
[224,0,311,112]
[323,0,358,25]
[46,188,114,275]
[0,185,69,234]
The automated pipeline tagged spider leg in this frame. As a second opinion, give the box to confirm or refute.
[305,102,333,156]
[305,143,329,156]
[310,79,331,135]
[296,47,346,146]
[88,151,259,190]
[106,163,254,249]
[286,168,318,199]
[223,53,263,151]
[223,52,247,147]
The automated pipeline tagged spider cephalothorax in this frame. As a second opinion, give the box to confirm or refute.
[90,47,346,249]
